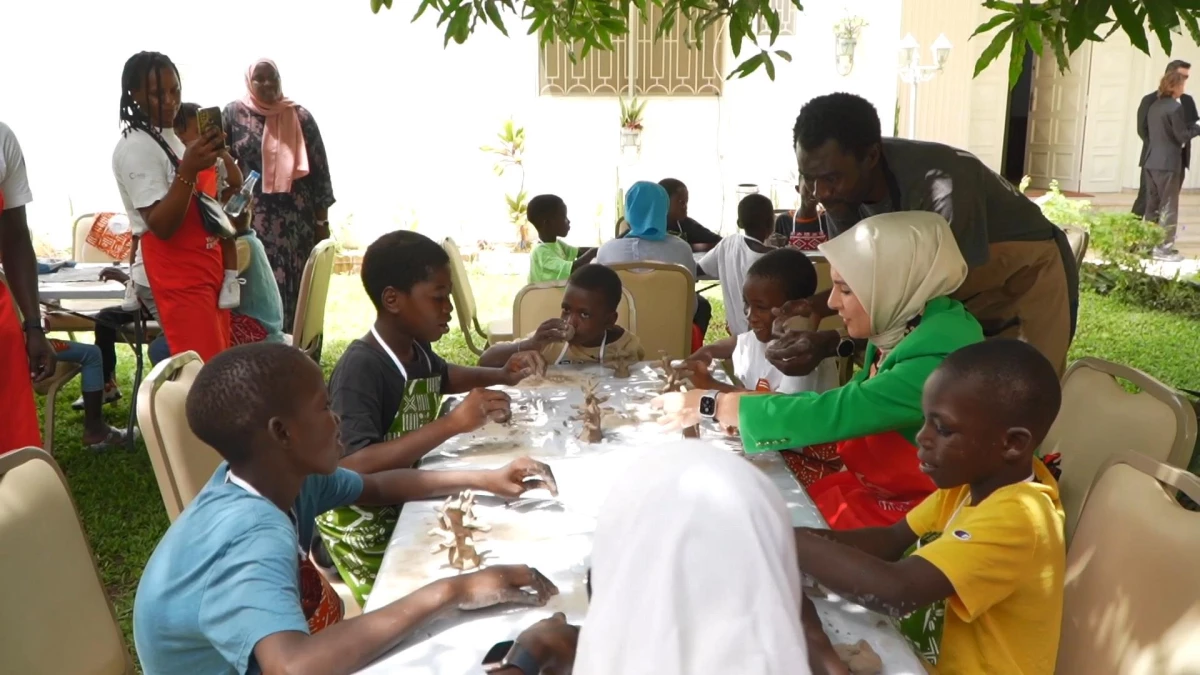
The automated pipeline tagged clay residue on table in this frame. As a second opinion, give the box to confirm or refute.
[834,640,883,675]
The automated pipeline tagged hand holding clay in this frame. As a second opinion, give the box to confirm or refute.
[504,350,547,384]
[678,358,718,390]
[454,564,559,611]
[770,298,819,337]
[651,389,704,430]
[531,318,571,346]
[450,387,512,432]
[515,612,580,674]
[484,456,559,498]
[766,328,839,377]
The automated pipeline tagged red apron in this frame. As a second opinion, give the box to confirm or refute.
[141,196,230,362]
[0,190,42,453]
[808,431,937,530]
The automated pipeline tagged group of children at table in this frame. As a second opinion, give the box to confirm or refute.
[132,183,1067,673]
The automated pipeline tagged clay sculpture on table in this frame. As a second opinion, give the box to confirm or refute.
[655,352,700,438]
[429,490,490,571]
[571,379,610,443]
[606,349,635,379]
[833,640,883,675]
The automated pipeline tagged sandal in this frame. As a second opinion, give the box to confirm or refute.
[85,425,140,452]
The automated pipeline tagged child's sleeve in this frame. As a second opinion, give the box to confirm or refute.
[910,492,1041,622]
[329,351,393,455]
[530,244,576,282]
[198,522,310,672]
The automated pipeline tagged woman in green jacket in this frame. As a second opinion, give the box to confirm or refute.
[657,211,983,529]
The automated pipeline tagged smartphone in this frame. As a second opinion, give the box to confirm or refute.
[481,640,515,671]
[195,106,226,150]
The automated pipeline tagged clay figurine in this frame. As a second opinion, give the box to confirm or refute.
[429,490,490,571]
[606,349,635,379]
[571,379,609,443]
[655,352,701,438]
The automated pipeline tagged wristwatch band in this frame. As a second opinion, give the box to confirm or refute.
[22,319,44,333]
[699,390,719,420]
[501,642,542,675]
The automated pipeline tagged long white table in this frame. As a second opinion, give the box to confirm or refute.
[357,363,926,674]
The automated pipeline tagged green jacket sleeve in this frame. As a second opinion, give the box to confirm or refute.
[738,351,937,453]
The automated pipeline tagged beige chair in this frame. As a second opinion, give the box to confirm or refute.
[136,351,222,521]
[72,213,127,264]
[290,239,337,359]
[33,362,83,456]
[511,281,637,337]
[606,262,696,360]
[0,447,135,674]
[1062,224,1089,270]
[442,237,513,355]
[1057,451,1200,674]
[1041,357,1198,543]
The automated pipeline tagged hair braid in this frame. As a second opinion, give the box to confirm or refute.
[119,51,180,138]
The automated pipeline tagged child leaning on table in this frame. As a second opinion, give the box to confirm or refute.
[793,340,1066,675]
[684,247,838,395]
[317,230,546,606]
[132,343,561,675]
[527,193,597,283]
[479,263,645,368]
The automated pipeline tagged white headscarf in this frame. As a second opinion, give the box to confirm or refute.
[574,442,812,675]
[818,211,968,352]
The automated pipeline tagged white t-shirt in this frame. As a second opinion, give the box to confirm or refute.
[732,330,838,394]
[596,235,697,277]
[112,128,186,286]
[0,121,33,210]
[698,234,767,335]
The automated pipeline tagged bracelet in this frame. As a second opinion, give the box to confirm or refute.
[176,174,196,189]
[22,320,44,333]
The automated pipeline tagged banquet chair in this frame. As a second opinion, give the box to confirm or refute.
[33,361,83,456]
[606,262,695,360]
[290,239,337,359]
[0,447,135,674]
[1062,224,1090,270]
[511,281,637,337]
[137,351,221,521]
[442,237,513,355]
[72,213,127,264]
[1057,451,1200,674]
[1040,357,1197,543]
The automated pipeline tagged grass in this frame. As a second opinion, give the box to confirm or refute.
[35,267,1200,666]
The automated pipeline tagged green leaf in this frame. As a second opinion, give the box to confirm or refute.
[729,52,766,79]
[775,49,792,62]
[974,24,1013,77]
[1024,19,1044,55]
[729,14,744,57]
[971,12,1014,39]
[763,52,776,79]
[484,0,508,35]
[1067,0,1108,50]
[1111,0,1149,53]
[1143,0,1177,53]
[763,6,780,45]
[411,0,437,21]
[1008,32,1027,89]
[1181,10,1200,45]
[371,0,384,13]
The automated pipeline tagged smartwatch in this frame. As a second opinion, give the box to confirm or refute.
[499,642,543,675]
[835,336,855,359]
[699,390,720,420]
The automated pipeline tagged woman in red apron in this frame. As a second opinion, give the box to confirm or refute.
[0,187,50,453]
[113,52,230,362]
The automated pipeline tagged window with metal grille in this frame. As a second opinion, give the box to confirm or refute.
[756,0,797,37]
[539,10,724,97]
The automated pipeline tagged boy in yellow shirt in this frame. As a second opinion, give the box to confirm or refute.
[481,264,644,367]
[794,339,1066,675]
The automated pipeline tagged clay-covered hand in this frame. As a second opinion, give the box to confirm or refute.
[801,594,851,675]
[449,387,512,432]
[515,612,580,674]
[98,267,130,284]
[483,456,559,498]
[765,328,839,377]
[652,389,742,430]
[504,350,547,384]
[530,318,571,347]
[678,358,718,390]
[769,298,820,337]
[454,564,559,611]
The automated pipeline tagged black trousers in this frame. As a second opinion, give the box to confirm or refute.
[694,294,712,338]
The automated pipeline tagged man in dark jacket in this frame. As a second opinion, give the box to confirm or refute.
[1134,60,1198,217]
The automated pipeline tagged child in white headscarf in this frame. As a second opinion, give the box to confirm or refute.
[573,441,823,675]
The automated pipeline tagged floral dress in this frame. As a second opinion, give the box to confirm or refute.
[223,101,335,329]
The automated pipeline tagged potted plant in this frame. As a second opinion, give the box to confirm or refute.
[619,97,646,149]
[833,16,867,76]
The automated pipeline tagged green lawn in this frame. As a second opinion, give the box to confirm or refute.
[35,268,1200,665]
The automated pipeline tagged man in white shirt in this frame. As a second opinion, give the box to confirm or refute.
[0,121,55,452]
[697,194,775,335]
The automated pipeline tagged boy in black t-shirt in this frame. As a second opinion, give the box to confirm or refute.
[317,231,546,604]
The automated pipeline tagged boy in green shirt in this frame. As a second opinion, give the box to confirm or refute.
[528,194,596,283]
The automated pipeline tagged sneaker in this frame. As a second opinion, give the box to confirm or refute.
[1152,246,1184,263]
[71,383,122,411]
[218,276,243,309]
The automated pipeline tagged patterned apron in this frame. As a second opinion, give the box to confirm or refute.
[225,472,343,633]
[315,329,442,607]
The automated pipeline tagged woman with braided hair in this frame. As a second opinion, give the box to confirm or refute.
[111,51,231,361]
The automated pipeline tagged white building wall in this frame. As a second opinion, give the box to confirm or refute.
[3,0,899,253]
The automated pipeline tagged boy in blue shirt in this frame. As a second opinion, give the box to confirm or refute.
[133,342,559,675]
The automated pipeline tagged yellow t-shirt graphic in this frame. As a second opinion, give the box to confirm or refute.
[905,460,1065,675]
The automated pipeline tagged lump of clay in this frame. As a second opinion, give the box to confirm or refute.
[833,640,882,675]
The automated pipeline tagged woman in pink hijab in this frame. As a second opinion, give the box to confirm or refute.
[224,59,335,330]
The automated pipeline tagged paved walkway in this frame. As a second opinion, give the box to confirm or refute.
[1077,190,1200,279]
